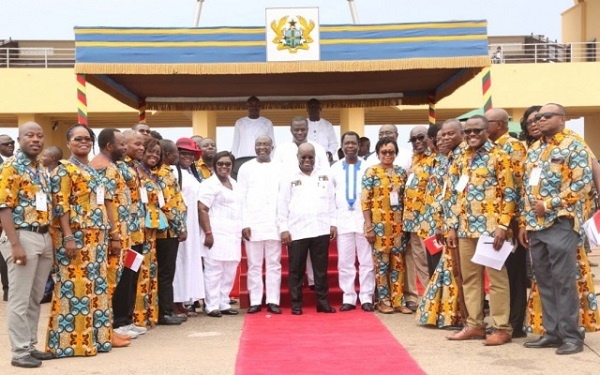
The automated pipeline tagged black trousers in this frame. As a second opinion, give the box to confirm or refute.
[506,243,528,333]
[112,244,143,328]
[288,234,330,308]
[0,251,8,297]
[156,237,179,317]
[427,251,442,278]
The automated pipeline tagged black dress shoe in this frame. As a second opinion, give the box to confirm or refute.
[30,349,53,361]
[220,309,239,315]
[267,304,282,314]
[158,315,183,325]
[291,307,303,315]
[11,354,41,368]
[524,336,562,348]
[556,342,583,355]
[340,303,356,312]
[512,330,527,339]
[247,305,261,314]
[316,304,336,313]
[361,303,374,312]
[207,310,222,318]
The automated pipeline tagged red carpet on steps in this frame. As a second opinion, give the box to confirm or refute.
[235,309,425,375]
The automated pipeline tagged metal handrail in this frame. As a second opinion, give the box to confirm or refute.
[0,47,75,68]
[489,41,598,63]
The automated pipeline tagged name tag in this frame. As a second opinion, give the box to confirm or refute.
[390,191,399,206]
[455,174,469,192]
[96,186,105,205]
[406,173,415,187]
[140,187,149,203]
[157,191,166,208]
[529,167,542,186]
[35,192,48,212]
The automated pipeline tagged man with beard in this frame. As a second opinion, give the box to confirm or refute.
[89,128,132,347]
[278,143,337,315]
[0,122,53,367]
[196,137,217,179]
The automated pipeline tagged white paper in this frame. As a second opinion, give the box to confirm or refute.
[529,167,542,186]
[456,175,469,192]
[389,191,399,206]
[96,186,105,205]
[471,235,515,271]
[35,192,48,212]
[125,249,144,272]
[140,187,149,204]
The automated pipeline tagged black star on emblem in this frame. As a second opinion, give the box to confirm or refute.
[288,19,297,28]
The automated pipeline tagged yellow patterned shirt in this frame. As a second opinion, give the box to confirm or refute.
[447,141,517,238]
[521,129,593,234]
[495,132,526,219]
[402,149,437,237]
[117,157,145,245]
[195,159,213,180]
[0,151,51,228]
[135,164,163,231]
[97,162,131,240]
[154,164,187,239]
[423,153,447,237]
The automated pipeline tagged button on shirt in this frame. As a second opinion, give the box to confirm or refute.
[0,150,51,228]
[231,116,275,158]
[521,129,593,234]
[307,118,339,157]
[237,159,280,241]
[277,168,336,241]
[330,159,367,234]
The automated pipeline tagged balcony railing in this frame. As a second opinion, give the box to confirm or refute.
[0,42,598,68]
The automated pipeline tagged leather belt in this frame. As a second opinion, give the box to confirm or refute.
[17,225,50,235]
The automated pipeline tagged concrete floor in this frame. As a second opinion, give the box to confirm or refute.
[1,252,600,374]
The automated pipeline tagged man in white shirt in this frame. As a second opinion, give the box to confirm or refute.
[331,131,375,312]
[306,99,339,158]
[231,96,275,179]
[278,143,337,315]
[274,116,329,171]
[365,124,412,171]
[237,135,282,315]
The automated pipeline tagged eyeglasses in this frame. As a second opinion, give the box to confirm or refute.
[379,150,396,156]
[71,136,93,143]
[216,161,232,167]
[0,141,14,147]
[408,135,426,143]
[378,131,396,137]
[463,128,486,135]
[534,112,564,121]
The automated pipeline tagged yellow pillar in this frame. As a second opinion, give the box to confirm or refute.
[584,115,600,157]
[339,108,365,136]
[508,108,525,124]
[17,114,66,153]
[192,111,217,141]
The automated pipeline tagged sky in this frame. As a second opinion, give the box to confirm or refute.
[0,0,579,153]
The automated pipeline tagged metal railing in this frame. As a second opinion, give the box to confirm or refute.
[0,47,75,68]
[489,41,598,64]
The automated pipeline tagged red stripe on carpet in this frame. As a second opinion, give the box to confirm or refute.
[235,309,425,375]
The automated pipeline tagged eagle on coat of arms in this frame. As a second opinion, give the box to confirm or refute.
[271,15,315,53]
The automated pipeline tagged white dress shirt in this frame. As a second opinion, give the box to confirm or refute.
[273,141,329,172]
[237,159,280,242]
[231,116,275,158]
[277,168,336,241]
[330,159,368,234]
[365,146,412,172]
[307,118,339,157]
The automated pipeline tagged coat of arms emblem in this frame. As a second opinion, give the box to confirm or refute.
[271,16,315,53]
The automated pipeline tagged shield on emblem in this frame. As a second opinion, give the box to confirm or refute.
[284,29,303,49]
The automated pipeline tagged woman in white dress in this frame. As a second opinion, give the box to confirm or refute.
[172,138,205,316]
[199,151,242,317]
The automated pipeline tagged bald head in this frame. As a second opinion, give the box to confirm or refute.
[297,142,315,174]
[484,108,509,141]
[440,118,464,151]
[378,124,398,141]
[17,121,44,158]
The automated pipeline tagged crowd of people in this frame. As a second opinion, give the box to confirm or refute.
[0,97,599,368]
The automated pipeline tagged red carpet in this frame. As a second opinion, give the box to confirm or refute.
[235,309,425,375]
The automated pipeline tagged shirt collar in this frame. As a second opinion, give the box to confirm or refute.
[15,150,37,168]
[541,129,568,146]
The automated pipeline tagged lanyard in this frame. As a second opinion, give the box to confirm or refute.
[69,156,102,190]
[343,160,361,210]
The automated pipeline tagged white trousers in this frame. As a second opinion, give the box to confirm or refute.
[404,232,429,303]
[203,258,239,312]
[245,240,282,305]
[336,232,375,305]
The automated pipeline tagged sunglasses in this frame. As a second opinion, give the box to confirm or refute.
[0,141,15,147]
[380,150,396,156]
[408,135,426,143]
[534,112,564,121]
[216,161,232,167]
[463,128,486,135]
[71,136,93,143]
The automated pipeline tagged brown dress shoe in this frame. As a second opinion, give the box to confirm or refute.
[394,306,414,314]
[377,301,394,314]
[111,332,131,348]
[483,330,512,346]
[447,326,486,341]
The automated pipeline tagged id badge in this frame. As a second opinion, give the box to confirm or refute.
[158,191,166,208]
[455,174,469,192]
[529,167,542,186]
[140,187,149,204]
[390,191,399,206]
[96,186,105,205]
[35,192,48,212]
[406,173,415,187]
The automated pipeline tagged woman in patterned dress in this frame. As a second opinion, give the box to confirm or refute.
[132,137,163,328]
[46,124,112,357]
[362,138,409,314]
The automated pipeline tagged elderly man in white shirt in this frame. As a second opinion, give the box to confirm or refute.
[237,135,282,315]
[231,96,275,178]
[365,124,412,171]
[278,143,337,315]
[331,131,375,312]
[306,99,339,158]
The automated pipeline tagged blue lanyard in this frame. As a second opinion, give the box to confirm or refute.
[342,160,361,210]
[69,156,102,191]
